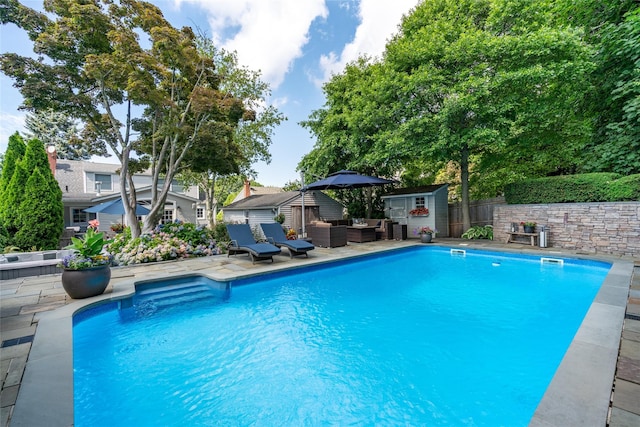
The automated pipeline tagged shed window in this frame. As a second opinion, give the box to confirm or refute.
[415,196,426,208]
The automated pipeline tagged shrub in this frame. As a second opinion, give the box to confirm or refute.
[504,173,630,204]
[105,221,221,266]
[608,175,640,201]
[461,225,494,240]
[213,222,229,243]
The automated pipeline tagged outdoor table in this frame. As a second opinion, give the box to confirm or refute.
[346,226,377,243]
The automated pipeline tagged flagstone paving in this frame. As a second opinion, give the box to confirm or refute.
[1,238,638,426]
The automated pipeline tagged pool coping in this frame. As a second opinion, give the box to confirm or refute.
[9,245,633,426]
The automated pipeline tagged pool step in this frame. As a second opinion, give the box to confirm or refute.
[134,283,226,310]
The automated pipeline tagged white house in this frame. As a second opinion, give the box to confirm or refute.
[382,184,449,238]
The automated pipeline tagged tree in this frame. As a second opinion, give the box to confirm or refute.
[387,0,594,229]
[177,40,285,228]
[300,58,400,217]
[0,132,27,207]
[13,166,64,250]
[579,5,640,173]
[0,136,64,249]
[1,0,248,238]
[1,162,28,235]
[24,109,106,160]
[282,179,302,192]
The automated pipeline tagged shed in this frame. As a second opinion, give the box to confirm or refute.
[223,191,344,235]
[382,184,449,238]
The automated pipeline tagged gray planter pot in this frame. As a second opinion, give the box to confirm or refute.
[61,265,111,299]
[420,233,433,243]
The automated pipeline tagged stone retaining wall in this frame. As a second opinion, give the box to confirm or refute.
[494,202,640,257]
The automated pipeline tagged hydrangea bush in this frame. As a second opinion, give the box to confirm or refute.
[106,221,223,266]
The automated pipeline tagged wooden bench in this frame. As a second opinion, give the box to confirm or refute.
[506,232,538,246]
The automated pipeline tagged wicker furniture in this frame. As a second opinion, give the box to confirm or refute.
[393,224,407,240]
[346,226,377,243]
[307,223,347,248]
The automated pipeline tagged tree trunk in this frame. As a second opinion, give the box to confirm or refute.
[120,150,142,239]
[460,144,471,232]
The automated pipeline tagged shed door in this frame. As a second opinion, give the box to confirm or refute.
[389,198,407,224]
[291,206,320,234]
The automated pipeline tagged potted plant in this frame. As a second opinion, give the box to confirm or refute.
[521,221,537,233]
[286,229,297,240]
[274,213,285,224]
[58,227,113,299]
[415,226,436,243]
[110,223,124,233]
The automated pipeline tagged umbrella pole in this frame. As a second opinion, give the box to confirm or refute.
[301,171,306,238]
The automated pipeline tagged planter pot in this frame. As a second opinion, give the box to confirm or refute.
[420,233,433,243]
[524,226,535,234]
[61,265,111,299]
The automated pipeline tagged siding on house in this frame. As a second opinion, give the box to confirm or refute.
[54,159,206,230]
[223,191,344,233]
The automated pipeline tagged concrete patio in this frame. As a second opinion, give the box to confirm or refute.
[1,238,638,426]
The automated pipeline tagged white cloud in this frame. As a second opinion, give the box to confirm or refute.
[316,0,421,85]
[176,0,328,89]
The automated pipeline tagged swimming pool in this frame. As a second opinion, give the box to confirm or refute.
[73,247,611,426]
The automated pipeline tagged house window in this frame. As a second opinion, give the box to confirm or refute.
[95,174,112,191]
[172,182,184,193]
[415,196,426,208]
[196,207,205,219]
[72,209,95,224]
[161,209,174,224]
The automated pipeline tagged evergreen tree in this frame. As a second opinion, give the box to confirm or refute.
[1,162,29,234]
[14,167,64,250]
[24,109,101,160]
[22,137,48,175]
[0,133,27,201]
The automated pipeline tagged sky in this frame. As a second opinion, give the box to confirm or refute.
[0,0,422,186]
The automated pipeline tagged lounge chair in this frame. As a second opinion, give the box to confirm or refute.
[226,224,281,264]
[260,223,315,258]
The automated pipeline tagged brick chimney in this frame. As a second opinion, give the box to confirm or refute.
[243,180,251,198]
[46,146,57,176]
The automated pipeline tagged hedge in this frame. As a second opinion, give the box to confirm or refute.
[504,173,640,204]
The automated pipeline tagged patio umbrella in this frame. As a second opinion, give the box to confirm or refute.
[84,198,150,215]
[301,170,396,191]
[299,170,396,235]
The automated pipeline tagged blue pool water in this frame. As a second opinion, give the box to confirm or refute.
[73,247,610,426]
